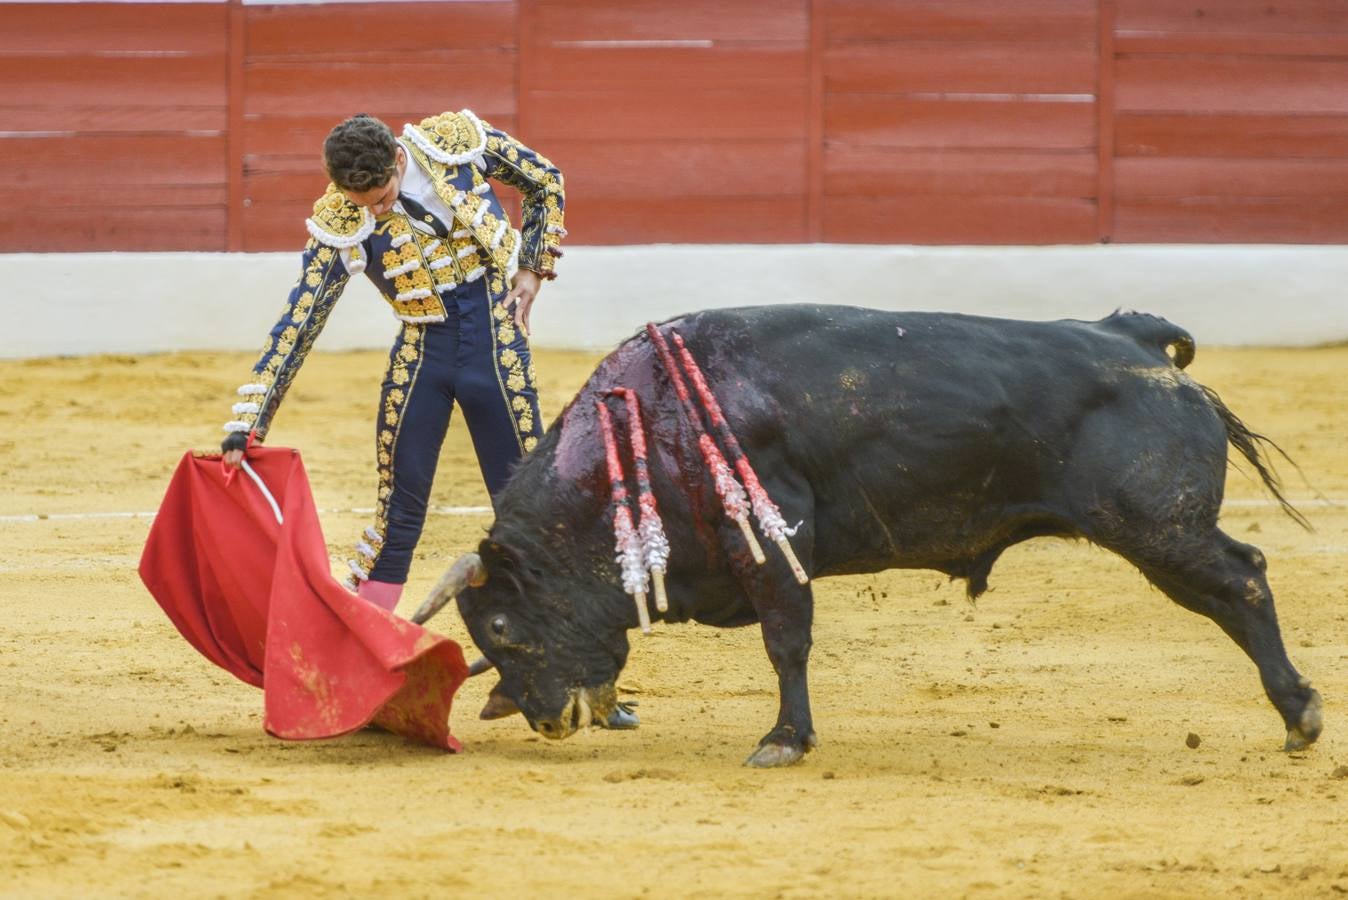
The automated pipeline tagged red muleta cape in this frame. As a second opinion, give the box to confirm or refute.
[139,447,469,750]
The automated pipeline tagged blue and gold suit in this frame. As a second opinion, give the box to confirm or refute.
[223,109,566,587]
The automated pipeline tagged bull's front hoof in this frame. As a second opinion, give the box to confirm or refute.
[1284,688,1323,751]
[744,743,805,768]
[743,729,817,768]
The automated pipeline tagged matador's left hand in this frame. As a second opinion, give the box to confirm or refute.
[505,269,543,338]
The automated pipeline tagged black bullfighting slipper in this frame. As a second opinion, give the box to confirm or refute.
[605,701,640,730]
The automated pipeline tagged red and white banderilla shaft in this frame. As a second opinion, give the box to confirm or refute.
[645,323,766,565]
[670,329,809,585]
[595,399,652,633]
[608,388,670,612]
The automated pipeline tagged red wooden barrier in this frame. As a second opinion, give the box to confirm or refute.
[3,0,1347,250]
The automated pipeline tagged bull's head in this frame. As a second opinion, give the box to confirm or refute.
[411,543,631,740]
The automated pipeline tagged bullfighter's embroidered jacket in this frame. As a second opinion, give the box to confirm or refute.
[224,109,565,440]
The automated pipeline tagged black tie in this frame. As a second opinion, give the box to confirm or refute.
[397,193,449,239]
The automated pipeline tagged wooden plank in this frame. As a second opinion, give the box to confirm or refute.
[0,135,226,190]
[823,0,1095,43]
[531,0,807,43]
[243,59,516,117]
[39,183,226,210]
[825,41,1096,93]
[242,113,520,159]
[1116,112,1348,158]
[0,206,226,252]
[1116,32,1348,56]
[245,2,516,58]
[807,0,825,241]
[826,95,1096,150]
[529,44,807,93]
[1116,0,1348,35]
[529,88,808,141]
[823,147,1096,197]
[1097,0,1116,241]
[1,2,226,54]
[562,197,808,244]
[1116,56,1348,114]
[227,0,245,251]
[243,171,343,205]
[1113,199,1348,243]
[822,195,1097,243]
[542,140,806,198]
[1115,158,1348,200]
[0,54,226,109]
[0,105,225,133]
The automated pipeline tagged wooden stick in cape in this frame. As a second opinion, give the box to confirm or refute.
[595,398,652,634]
[670,329,809,585]
[645,323,766,565]
[608,388,670,612]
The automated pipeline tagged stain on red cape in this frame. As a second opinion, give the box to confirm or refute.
[139,447,469,751]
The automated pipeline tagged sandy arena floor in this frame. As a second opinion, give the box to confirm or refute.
[1,339,1345,898]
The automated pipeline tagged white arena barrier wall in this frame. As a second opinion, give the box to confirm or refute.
[3,245,1347,359]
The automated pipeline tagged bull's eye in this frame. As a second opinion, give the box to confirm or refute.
[489,614,508,639]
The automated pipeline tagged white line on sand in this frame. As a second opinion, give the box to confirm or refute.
[0,505,494,523]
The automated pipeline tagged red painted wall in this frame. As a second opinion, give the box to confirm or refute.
[3,0,1346,251]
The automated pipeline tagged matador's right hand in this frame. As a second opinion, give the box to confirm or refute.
[221,431,248,468]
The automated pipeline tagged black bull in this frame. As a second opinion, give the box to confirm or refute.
[414,305,1321,767]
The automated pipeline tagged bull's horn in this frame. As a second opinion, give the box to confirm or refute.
[410,552,487,625]
[467,656,494,677]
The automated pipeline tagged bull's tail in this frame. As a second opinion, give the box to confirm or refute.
[1104,309,1196,368]
[1199,384,1312,531]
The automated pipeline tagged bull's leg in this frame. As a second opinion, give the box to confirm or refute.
[1123,530,1321,750]
[744,583,818,768]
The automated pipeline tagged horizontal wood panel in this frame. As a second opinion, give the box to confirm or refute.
[0,54,225,109]
[0,206,225,251]
[544,140,805,198]
[1116,0,1348,34]
[1116,56,1348,114]
[528,90,808,141]
[243,59,516,117]
[0,2,225,54]
[0,135,226,190]
[245,2,515,58]
[1116,113,1348,159]
[826,41,1096,93]
[530,45,806,93]
[823,195,1097,243]
[562,197,807,244]
[41,182,227,210]
[531,0,807,43]
[827,95,1096,149]
[241,114,520,161]
[0,104,225,134]
[823,0,1095,42]
[1115,158,1348,200]
[1114,199,1348,243]
[243,171,334,206]
[824,147,1096,197]
[1115,32,1348,56]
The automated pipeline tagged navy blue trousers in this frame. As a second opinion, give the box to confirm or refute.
[352,278,543,585]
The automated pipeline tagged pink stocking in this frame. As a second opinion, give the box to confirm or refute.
[356,579,404,612]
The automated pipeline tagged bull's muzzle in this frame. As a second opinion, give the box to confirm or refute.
[529,684,618,740]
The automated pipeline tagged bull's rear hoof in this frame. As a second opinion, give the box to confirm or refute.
[744,743,806,768]
[1284,689,1323,751]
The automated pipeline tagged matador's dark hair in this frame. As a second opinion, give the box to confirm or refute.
[323,114,398,192]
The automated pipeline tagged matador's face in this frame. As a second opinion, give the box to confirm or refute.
[338,146,406,216]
